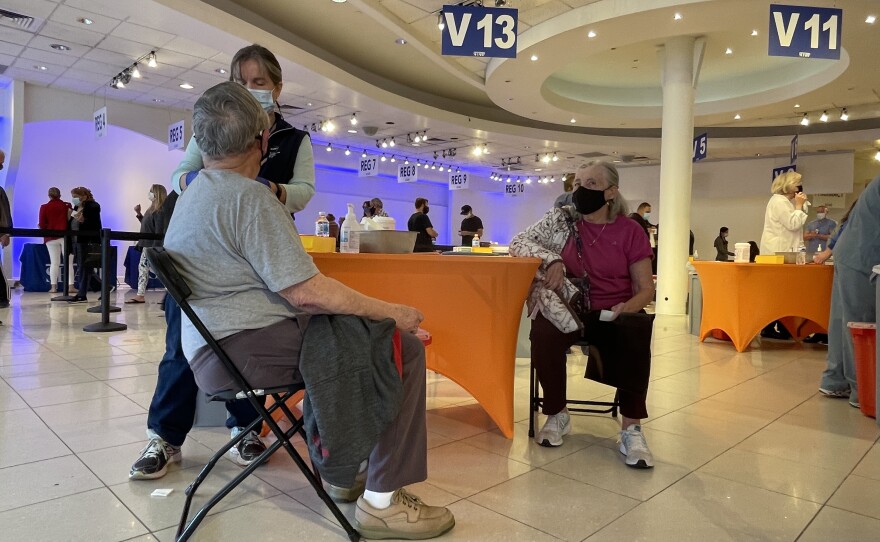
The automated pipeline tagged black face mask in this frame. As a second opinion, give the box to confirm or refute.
[571,186,608,215]
[795,185,803,193]
[423,206,430,215]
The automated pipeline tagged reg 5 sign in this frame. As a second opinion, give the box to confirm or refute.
[768,4,842,60]
[448,172,469,190]
[168,120,185,151]
[441,4,517,58]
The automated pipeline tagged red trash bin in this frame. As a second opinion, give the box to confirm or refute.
[848,322,877,419]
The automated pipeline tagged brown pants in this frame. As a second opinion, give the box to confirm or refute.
[530,313,648,420]
[190,318,428,492]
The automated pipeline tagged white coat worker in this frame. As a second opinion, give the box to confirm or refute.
[760,171,808,254]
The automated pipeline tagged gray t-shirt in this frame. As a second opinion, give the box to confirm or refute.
[164,169,319,359]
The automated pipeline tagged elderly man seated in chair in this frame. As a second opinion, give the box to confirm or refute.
[163,81,454,540]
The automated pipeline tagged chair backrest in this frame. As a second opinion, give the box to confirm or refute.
[144,247,255,396]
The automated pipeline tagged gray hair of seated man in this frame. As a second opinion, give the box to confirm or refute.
[193,81,270,160]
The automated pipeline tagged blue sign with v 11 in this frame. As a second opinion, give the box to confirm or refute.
[441,4,518,58]
[768,4,842,60]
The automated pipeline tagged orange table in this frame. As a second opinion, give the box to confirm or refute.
[311,253,540,438]
[693,261,833,352]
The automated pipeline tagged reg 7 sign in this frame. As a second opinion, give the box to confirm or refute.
[769,4,842,60]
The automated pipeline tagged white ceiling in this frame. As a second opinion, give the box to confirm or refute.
[2,0,879,179]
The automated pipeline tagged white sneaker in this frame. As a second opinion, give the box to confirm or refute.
[619,424,654,469]
[228,427,268,467]
[535,409,571,447]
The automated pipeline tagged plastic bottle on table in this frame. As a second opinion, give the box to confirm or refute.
[315,212,330,237]
[796,244,807,265]
[472,234,480,249]
[340,204,361,253]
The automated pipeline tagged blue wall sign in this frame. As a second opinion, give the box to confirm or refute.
[693,133,708,162]
[768,4,843,60]
[441,4,518,59]
[790,134,798,164]
[772,164,797,182]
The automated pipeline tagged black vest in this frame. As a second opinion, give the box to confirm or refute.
[259,113,310,186]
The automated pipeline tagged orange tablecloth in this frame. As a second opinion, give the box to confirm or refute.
[693,261,833,352]
[311,253,541,438]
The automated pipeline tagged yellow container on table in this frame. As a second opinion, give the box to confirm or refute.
[472,247,493,254]
[755,255,784,264]
[300,235,336,253]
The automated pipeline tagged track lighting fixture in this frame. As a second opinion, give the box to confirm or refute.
[389,137,395,147]
[381,154,387,162]
[381,139,389,148]
[350,113,358,126]
[820,111,829,122]
[362,151,367,158]
[344,147,351,156]
[800,114,810,126]
[840,108,849,121]
[326,143,332,152]
[552,152,559,162]
[439,165,444,172]
[131,63,141,78]
[390,156,396,162]
[147,51,157,68]
[438,12,445,31]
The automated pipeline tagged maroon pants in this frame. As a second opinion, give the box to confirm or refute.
[530,313,648,420]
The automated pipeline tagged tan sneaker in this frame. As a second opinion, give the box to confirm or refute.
[355,488,455,540]
[325,466,367,503]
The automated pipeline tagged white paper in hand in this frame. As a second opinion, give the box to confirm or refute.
[599,310,617,322]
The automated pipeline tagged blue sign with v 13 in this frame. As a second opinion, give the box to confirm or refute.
[768,4,842,60]
[441,4,517,58]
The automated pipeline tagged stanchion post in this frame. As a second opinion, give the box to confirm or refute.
[52,232,75,301]
[83,228,126,332]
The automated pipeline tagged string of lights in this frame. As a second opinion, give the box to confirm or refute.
[799,107,850,126]
[108,51,158,90]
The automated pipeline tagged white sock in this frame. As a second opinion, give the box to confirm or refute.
[363,489,393,509]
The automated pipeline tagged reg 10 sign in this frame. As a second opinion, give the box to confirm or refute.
[441,4,517,59]
[504,183,526,198]
[398,163,418,184]
[768,4,842,60]
[448,171,469,190]
[358,156,378,178]
[168,120,185,151]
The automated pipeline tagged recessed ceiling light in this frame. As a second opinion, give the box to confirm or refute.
[179,82,194,89]
[347,129,357,133]
[673,13,682,20]
[570,118,576,123]
[751,29,758,36]
[50,44,71,51]
[77,17,93,25]
[866,15,876,24]
[725,47,733,55]
[395,38,407,45]
[306,102,313,107]
[152,98,164,103]
[34,65,48,71]
[756,153,761,157]
[530,54,538,61]
[794,103,801,108]
[215,68,227,74]
[734,114,741,120]
[587,30,597,38]
[332,0,347,3]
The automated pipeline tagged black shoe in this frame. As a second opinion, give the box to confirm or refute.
[228,428,267,466]
[129,437,181,480]
[0,302,9,308]
[804,333,828,344]
[67,296,88,303]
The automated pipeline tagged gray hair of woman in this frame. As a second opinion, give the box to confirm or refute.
[193,81,270,160]
[576,160,630,218]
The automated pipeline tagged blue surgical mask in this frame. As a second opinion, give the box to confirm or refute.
[816,212,826,220]
[643,212,651,221]
[71,197,80,206]
[248,88,276,113]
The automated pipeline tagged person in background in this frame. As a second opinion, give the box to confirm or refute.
[629,202,653,238]
[689,230,695,257]
[68,187,102,303]
[803,206,837,253]
[714,227,734,261]
[817,176,880,406]
[127,185,168,304]
[362,200,374,219]
[370,197,388,218]
[132,44,315,480]
[748,241,760,263]
[408,198,437,252]
[511,161,656,468]
[327,213,339,239]
[760,170,808,254]
[38,187,72,294]
[458,205,484,246]
[759,170,808,340]
[0,150,10,309]
[553,173,576,208]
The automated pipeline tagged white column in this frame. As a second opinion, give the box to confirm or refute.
[655,36,703,316]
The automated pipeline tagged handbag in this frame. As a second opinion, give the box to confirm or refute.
[81,243,102,268]
[581,310,654,394]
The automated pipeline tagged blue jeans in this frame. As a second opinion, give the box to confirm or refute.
[820,263,876,397]
[147,295,261,447]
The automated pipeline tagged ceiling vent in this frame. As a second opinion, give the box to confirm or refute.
[620,154,650,163]
[0,8,43,32]
[575,151,606,159]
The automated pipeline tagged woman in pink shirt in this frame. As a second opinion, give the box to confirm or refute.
[38,187,72,293]
[511,161,655,467]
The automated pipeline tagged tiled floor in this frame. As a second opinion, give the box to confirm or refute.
[1,287,879,541]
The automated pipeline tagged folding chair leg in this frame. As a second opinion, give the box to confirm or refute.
[528,364,537,438]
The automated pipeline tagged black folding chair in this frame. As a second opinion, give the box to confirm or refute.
[145,247,359,542]
[528,339,619,438]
